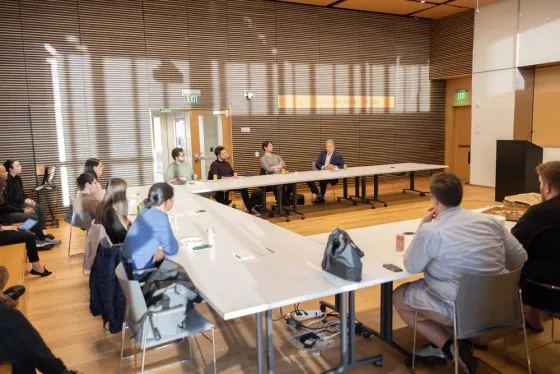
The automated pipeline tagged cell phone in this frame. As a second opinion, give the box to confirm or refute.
[192,244,212,250]
[18,218,38,232]
[383,264,403,272]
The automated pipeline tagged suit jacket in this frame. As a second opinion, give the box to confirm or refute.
[315,151,345,170]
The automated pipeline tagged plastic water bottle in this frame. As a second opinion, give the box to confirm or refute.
[207,228,215,247]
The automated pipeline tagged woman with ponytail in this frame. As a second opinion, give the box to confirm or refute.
[123,183,178,278]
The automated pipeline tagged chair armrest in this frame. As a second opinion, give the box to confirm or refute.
[426,287,455,307]
[526,279,560,292]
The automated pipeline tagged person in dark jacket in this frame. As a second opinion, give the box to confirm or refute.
[94,178,130,245]
[511,161,560,332]
[0,165,52,277]
[0,303,80,373]
[307,140,346,203]
[2,159,60,247]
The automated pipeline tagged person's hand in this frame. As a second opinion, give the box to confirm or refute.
[152,247,165,263]
[327,164,335,170]
[420,207,437,225]
[233,172,238,178]
[25,198,36,206]
[0,225,17,231]
[23,207,35,214]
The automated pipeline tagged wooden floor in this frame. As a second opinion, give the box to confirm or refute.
[21,178,560,373]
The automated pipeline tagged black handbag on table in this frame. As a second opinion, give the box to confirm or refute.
[321,228,364,282]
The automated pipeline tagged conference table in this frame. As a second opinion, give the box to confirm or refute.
[183,162,447,221]
[126,184,435,374]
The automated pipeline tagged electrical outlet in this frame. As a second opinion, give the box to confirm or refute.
[255,151,259,157]
[292,310,324,318]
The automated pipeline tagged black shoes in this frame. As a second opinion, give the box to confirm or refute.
[29,268,53,277]
[3,285,26,301]
[453,343,478,374]
[45,233,55,240]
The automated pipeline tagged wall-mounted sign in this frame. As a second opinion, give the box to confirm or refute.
[181,89,201,105]
[456,89,468,101]
[160,108,172,113]
[278,95,394,109]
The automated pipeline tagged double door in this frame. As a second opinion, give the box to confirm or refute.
[151,108,232,182]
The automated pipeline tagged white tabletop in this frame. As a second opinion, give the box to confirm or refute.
[127,186,407,320]
[191,163,447,192]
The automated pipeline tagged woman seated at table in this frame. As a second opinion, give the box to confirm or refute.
[123,183,178,280]
[94,178,130,245]
[84,158,105,200]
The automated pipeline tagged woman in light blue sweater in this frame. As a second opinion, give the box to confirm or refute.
[124,183,178,279]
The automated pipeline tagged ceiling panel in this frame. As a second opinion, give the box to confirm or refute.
[334,0,434,15]
[413,4,468,19]
[447,0,502,7]
[281,0,333,6]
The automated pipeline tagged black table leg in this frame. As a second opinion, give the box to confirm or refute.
[282,183,304,220]
[402,171,429,196]
[366,175,387,208]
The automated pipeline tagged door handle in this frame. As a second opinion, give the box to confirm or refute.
[468,151,470,164]
[458,144,470,148]
[194,154,200,161]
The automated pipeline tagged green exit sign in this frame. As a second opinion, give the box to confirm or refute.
[181,89,201,105]
[456,89,468,101]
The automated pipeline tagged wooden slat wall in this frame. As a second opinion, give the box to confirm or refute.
[0,0,446,214]
[430,9,474,80]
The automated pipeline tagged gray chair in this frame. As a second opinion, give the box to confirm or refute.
[410,267,531,374]
[115,262,216,374]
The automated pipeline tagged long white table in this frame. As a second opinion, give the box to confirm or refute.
[185,162,447,221]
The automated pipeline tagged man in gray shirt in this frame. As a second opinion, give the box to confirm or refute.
[260,140,292,206]
[393,172,527,374]
[71,173,101,230]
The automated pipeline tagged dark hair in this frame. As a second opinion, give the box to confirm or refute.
[536,161,560,191]
[429,172,463,207]
[214,146,225,158]
[171,148,184,160]
[76,173,96,191]
[262,140,272,151]
[143,183,174,208]
[3,159,18,172]
[84,158,101,180]
[95,178,129,228]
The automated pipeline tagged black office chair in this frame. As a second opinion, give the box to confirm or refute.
[521,224,560,347]
[207,170,236,209]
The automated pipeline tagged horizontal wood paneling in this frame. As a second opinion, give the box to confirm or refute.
[430,9,474,80]
[0,0,446,213]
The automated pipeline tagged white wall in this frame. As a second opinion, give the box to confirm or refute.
[518,0,560,67]
[472,0,518,73]
[470,69,517,187]
[543,147,560,162]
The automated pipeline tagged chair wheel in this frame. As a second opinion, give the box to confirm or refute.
[286,217,290,222]
[320,304,326,313]
[337,198,341,203]
[301,215,305,220]
[232,204,237,209]
[269,212,275,218]
[371,206,375,209]
[374,360,383,367]
[384,203,388,207]
[420,193,426,197]
[366,199,370,203]
[352,201,358,206]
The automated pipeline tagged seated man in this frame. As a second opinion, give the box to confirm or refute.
[307,139,345,203]
[260,140,293,206]
[166,148,196,185]
[70,173,101,230]
[393,172,527,374]
[210,146,260,217]
[511,161,560,332]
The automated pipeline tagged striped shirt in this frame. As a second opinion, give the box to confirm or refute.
[403,207,527,318]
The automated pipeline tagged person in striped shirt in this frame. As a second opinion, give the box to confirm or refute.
[393,172,527,374]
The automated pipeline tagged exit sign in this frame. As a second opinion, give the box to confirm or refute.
[181,89,201,105]
[456,89,468,101]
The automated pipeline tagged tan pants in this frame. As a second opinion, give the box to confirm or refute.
[396,283,454,327]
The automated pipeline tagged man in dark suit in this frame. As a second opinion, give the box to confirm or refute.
[307,140,345,203]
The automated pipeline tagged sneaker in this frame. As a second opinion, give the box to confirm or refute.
[46,238,62,248]
[452,343,478,374]
[313,197,325,204]
[0,266,9,291]
[250,208,261,217]
[35,240,55,251]
[413,344,448,365]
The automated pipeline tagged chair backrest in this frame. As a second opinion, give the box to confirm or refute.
[115,262,147,324]
[455,267,523,339]
[207,169,213,180]
[526,224,560,264]
[259,167,266,176]
[311,161,318,171]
